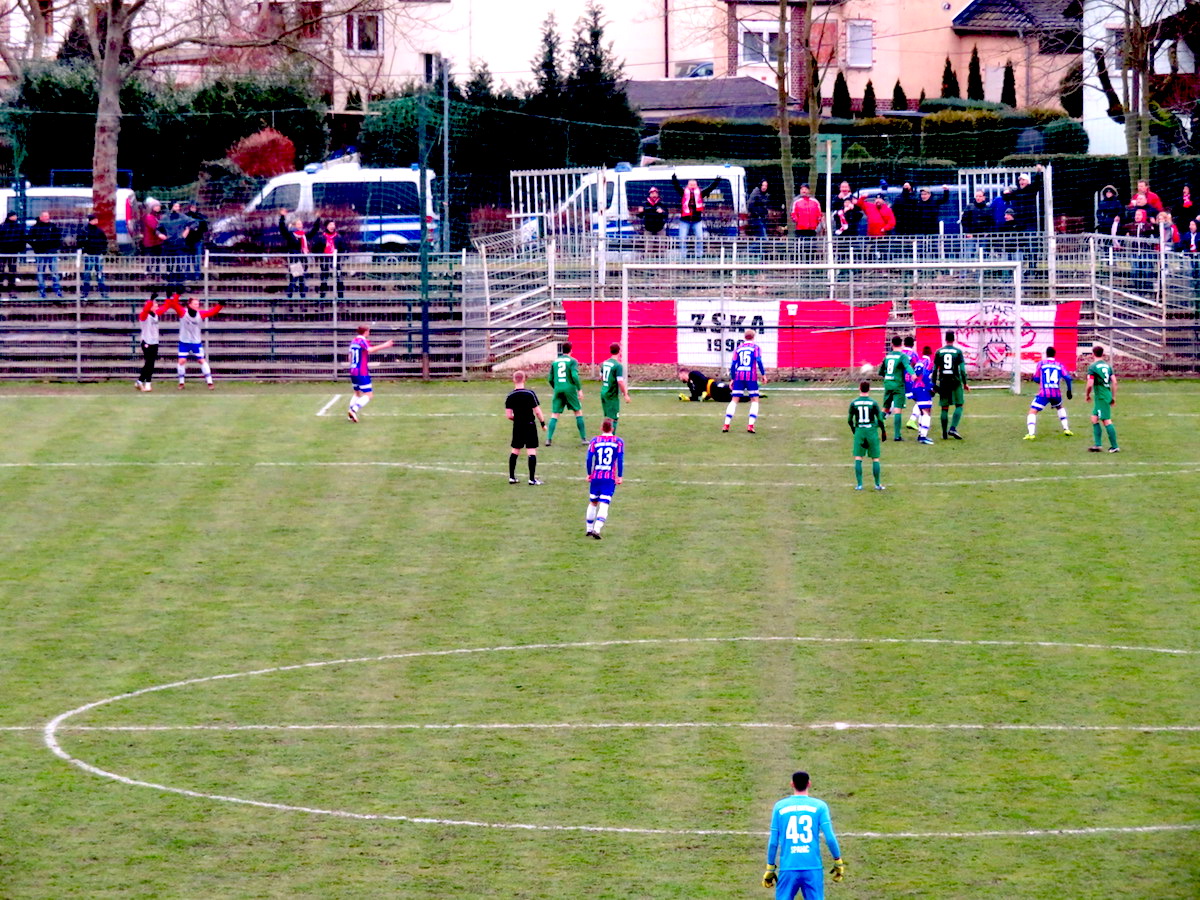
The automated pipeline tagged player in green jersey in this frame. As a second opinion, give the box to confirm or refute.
[848,380,887,490]
[879,334,917,441]
[932,330,970,440]
[599,343,632,432]
[1085,345,1119,453]
[546,342,586,446]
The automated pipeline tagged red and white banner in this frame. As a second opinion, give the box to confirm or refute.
[562,299,894,368]
[912,300,1082,373]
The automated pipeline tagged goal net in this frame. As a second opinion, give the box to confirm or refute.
[560,257,1082,392]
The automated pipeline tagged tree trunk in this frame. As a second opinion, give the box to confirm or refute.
[91,7,127,241]
[802,0,820,191]
[777,0,794,235]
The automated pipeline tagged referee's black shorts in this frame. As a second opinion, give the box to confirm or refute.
[511,421,539,450]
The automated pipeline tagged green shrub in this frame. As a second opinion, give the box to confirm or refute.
[1041,119,1089,155]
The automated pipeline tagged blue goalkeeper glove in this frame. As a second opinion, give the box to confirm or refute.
[761,864,778,888]
[830,858,846,882]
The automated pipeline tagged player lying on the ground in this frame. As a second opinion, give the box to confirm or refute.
[678,368,733,403]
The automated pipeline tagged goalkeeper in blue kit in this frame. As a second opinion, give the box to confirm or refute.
[763,771,845,899]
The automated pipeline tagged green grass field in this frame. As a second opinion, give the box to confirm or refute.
[1,379,1198,899]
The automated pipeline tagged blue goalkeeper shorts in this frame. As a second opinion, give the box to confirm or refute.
[776,867,824,900]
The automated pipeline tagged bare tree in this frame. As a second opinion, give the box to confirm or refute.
[1085,0,1194,186]
[5,0,432,237]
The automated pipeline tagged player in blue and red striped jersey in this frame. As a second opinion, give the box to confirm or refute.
[1024,346,1074,440]
[346,325,393,422]
[905,342,931,433]
[723,328,766,433]
[584,418,625,539]
[909,346,936,444]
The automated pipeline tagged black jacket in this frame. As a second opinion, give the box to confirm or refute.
[80,223,110,255]
[311,229,348,254]
[1004,172,1042,231]
[747,186,770,224]
[28,220,62,253]
[897,188,949,235]
[185,209,208,249]
[0,217,25,254]
[1095,186,1123,233]
[637,200,669,234]
[960,201,994,235]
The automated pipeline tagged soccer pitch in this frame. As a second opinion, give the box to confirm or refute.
[1,380,1198,899]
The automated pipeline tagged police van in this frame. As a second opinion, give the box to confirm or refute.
[0,186,139,250]
[211,157,438,252]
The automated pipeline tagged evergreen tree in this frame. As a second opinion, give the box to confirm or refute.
[831,71,852,119]
[861,80,876,118]
[529,13,565,106]
[919,88,927,107]
[1001,60,1017,107]
[967,46,984,101]
[892,80,909,112]
[941,57,961,99]
[465,62,496,106]
[563,2,639,162]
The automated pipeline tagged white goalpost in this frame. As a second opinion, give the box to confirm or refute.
[615,258,1027,394]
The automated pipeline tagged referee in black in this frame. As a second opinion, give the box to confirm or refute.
[505,370,547,485]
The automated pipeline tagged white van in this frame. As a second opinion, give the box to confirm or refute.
[211,157,438,251]
[0,186,138,250]
[518,163,748,241]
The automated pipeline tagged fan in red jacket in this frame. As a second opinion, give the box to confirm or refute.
[856,192,896,237]
[790,184,823,235]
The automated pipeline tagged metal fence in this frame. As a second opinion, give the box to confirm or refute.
[1,235,1197,380]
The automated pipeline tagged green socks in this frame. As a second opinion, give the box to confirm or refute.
[854,459,863,487]
[950,407,963,430]
[576,417,587,440]
[547,418,558,442]
[1106,423,1118,448]
[940,409,949,436]
[872,460,881,487]
[1093,423,1102,445]
[893,414,902,440]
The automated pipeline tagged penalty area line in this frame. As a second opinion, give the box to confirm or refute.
[316,395,342,417]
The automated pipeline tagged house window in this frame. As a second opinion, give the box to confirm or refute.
[298,1,322,39]
[423,53,437,84]
[740,23,782,66]
[846,20,873,68]
[1106,26,1127,67]
[346,13,380,54]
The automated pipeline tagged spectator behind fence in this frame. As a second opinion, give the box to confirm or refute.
[80,212,110,300]
[1178,217,1200,254]
[829,180,856,213]
[1122,207,1157,294]
[279,212,310,299]
[1001,164,1044,231]
[747,180,771,238]
[29,210,63,299]
[185,201,208,279]
[1173,185,1192,224]
[1156,210,1180,246]
[141,200,163,271]
[1095,185,1124,234]
[671,172,722,258]
[634,186,668,240]
[896,184,950,235]
[831,197,863,237]
[855,191,895,237]
[1134,179,1163,211]
[790,183,823,237]
[960,189,994,237]
[311,218,347,299]
[158,201,194,291]
[0,210,24,298]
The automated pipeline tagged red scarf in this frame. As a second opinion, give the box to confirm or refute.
[681,188,703,216]
[292,229,308,254]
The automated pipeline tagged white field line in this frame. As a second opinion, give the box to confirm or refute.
[315,394,342,417]
[40,635,1200,839]
[3,459,1199,492]
[25,721,1200,733]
